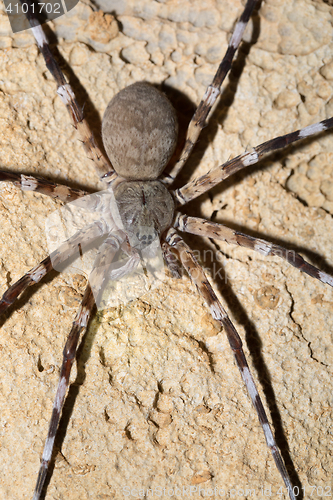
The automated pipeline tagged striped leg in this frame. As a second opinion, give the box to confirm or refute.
[165,228,296,500]
[175,214,333,287]
[0,221,107,316]
[0,170,88,202]
[20,0,112,176]
[32,232,123,500]
[32,283,95,500]
[88,232,140,306]
[163,0,259,185]
[173,118,333,206]
[161,241,182,278]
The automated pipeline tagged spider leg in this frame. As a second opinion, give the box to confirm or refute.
[163,0,260,185]
[0,221,108,316]
[165,228,297,500]
[20,0,112,177]
[173,118,333,205]
[32,232,128,500]
[0,170,88,202]
[175,214,333,287]
[33,282,95,500]
[161,241,182,278]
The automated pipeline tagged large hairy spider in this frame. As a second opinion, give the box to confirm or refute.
[0,0,332,499]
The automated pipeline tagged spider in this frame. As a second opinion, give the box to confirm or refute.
[0,0,333,499]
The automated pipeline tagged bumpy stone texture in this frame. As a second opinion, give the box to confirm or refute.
[0,1,332,499]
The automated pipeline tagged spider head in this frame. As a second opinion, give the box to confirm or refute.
[113,180,174,251]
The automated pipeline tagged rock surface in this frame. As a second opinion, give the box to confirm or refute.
[0,0,332,499]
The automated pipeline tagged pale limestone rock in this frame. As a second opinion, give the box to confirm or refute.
[0,1,332,499]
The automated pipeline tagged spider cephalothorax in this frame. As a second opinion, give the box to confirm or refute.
[113,179,175,249]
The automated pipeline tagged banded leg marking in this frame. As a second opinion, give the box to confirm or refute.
[0,170,88,202]
[20,0,112,176]
[0,221,108,316]
[32,231,133,499]
[163,0,260,185]
[32,284,95,500]
[175,214,333,287]
[173,117,333,206]
[165,228,296,500]
[161,241,182,278]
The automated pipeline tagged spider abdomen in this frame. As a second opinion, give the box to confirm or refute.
[102,82,178,181]
[113,180,174,249]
